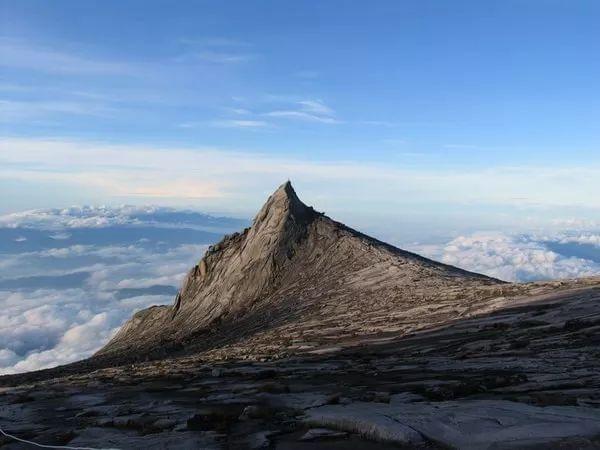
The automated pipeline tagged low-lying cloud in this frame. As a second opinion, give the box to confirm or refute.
[412,231,600,282]
[0,204,246,231]
[0,206,237,374]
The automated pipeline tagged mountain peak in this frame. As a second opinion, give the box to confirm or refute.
[98,182,496,360]
[275,180,294,196]
[265,180,301,210]
[252,181,314,228]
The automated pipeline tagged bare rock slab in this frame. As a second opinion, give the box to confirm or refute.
[305,401,426,445]
[306,399,600,449]
[300,427,348,441]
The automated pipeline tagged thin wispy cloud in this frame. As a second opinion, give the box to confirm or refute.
[179,119,269,129]
[359,120,444,128]
[223,107,251,115]
[209,119,269,129]
[176,51,255,64]
[0,38,138,76]
[192,99,342,129]
[359,120,399,127]
[443,144,479,149]
[298,100,334,116]
[264,99,342,124]
[265,110,340,123]
[0,99,117,121]
[174,36,256,65]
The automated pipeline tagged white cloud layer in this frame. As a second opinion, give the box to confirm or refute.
[413,232,600,282]
[2,138,600,221]
[0,223,209,374]
[0,204,243,231]
[0,198,252,374]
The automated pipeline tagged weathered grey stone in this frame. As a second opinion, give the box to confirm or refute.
[300,428,348,441]
[305,402,425,444]
[306,400,600,449]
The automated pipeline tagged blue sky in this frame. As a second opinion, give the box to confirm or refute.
[1,1,599,240]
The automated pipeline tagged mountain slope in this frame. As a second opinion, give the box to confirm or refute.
[98,182,499,360]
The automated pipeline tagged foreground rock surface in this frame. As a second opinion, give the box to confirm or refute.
[1,277,599,448]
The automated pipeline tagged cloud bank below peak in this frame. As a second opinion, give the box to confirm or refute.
[0,204,247,231]
[0,208,229,374]
[412,231,600,282]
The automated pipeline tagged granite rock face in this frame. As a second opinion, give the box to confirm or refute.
[305,399,600,449]
[98,181,497,360]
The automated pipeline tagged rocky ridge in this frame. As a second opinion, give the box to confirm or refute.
[98,181,498,361]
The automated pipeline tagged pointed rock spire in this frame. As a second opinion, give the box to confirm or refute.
[252,181,313,228]
[244,181,316,265]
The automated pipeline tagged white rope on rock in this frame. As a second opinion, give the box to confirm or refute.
[0,425,120,450]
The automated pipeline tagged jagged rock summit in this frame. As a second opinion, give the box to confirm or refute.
[98,181,498,360]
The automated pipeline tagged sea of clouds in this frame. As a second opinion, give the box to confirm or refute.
[411,231,600,282]
[1,205,599,374]
[0,206,247,374]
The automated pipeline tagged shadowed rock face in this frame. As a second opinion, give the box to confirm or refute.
[98,181,497,359]
[2,277,600,449]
